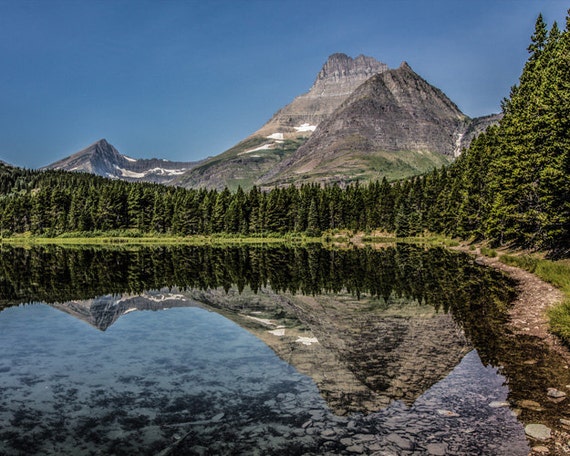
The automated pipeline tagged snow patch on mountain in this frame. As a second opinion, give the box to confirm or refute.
[114,166,146,179]
[146,167,188,176]
[294,123,317,132]
[239,143,274,155]
[114,165,188,178]
[44,138,200,185]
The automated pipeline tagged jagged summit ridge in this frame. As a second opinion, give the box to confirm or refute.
[48,138,122,175]
[251,53,389,139]
[172,53,392,190]
[310,53,389,96]
[317,53,388,80]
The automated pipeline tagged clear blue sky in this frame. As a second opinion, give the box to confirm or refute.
[0,0,568,168]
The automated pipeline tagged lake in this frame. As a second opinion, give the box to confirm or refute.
[0,244,568,455]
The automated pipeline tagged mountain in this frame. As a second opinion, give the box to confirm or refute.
[175,55,499,190]
[50,291,194,331]
[261,62,499,187]
[45,139,199,184]
[48,285,470,414]
[173,53,389,190]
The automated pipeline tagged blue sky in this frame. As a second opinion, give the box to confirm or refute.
[0,0,568,168]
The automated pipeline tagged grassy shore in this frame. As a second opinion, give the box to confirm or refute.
[0,231,324,246]
[0,230,460,247]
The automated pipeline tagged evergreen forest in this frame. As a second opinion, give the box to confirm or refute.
[0,13,568,257]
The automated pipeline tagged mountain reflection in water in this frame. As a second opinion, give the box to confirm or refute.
[0,243,566,455]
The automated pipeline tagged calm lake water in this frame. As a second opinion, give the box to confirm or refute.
[0,244,568,455]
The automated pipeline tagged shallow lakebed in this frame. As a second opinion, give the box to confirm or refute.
[0,244,568,455]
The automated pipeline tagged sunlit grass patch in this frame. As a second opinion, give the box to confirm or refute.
[480,247,497,258]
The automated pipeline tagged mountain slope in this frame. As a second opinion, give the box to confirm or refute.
[261,62,496,187]
[174,53,388,190]
[45,139,198,184]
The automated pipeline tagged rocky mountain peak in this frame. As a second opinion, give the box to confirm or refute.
[244,53,389,143]
[310,53,388,96]
[259,62,475,187]
[314,53,388,85]
[45,139,199,184]
[88,138,120,157]
[94,138,109,147]
[174,53,500,190]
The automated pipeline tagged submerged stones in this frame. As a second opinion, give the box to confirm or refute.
[518,399,545,412]
[547,388,566,399]
[525,423,552,441]
[489,401,510,408]
[426,443,448,455]
[436,409,460,417]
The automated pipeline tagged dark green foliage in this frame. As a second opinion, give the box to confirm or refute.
[476,12,570,254]
[0,165,404,237]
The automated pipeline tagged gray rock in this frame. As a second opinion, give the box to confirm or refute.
[321,428,337,438]
[211,412,224,422]
[437,409,459,417]
[489,401,509,408]
[426,443,448,455]
[353,433,377,442]
[346,444,365,454]
[525,424,551,441]
[302,420,313,429]
[385,433,414,450]
[547,388,566,398]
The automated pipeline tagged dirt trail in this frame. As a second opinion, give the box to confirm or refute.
[455,245,567,359]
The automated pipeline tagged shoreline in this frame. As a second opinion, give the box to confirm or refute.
[454,244,568,359]
[453,244,570,456]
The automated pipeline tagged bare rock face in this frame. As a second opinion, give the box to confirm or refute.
[174,54,389,190]
[253,53,388,140]
[455,113,503,157]
[44,139,199,184]
[262,63,497,187]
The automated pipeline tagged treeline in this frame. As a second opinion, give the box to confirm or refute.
[0,13,568,255]
[0,244,494,304]
[0,163,503,240]
[0,165,432,237]
[445,13,570,255]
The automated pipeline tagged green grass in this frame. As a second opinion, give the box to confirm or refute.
[0,231,326,247]
[480,247,497,258]
[501,254,570,344]
[361,233,460,247]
